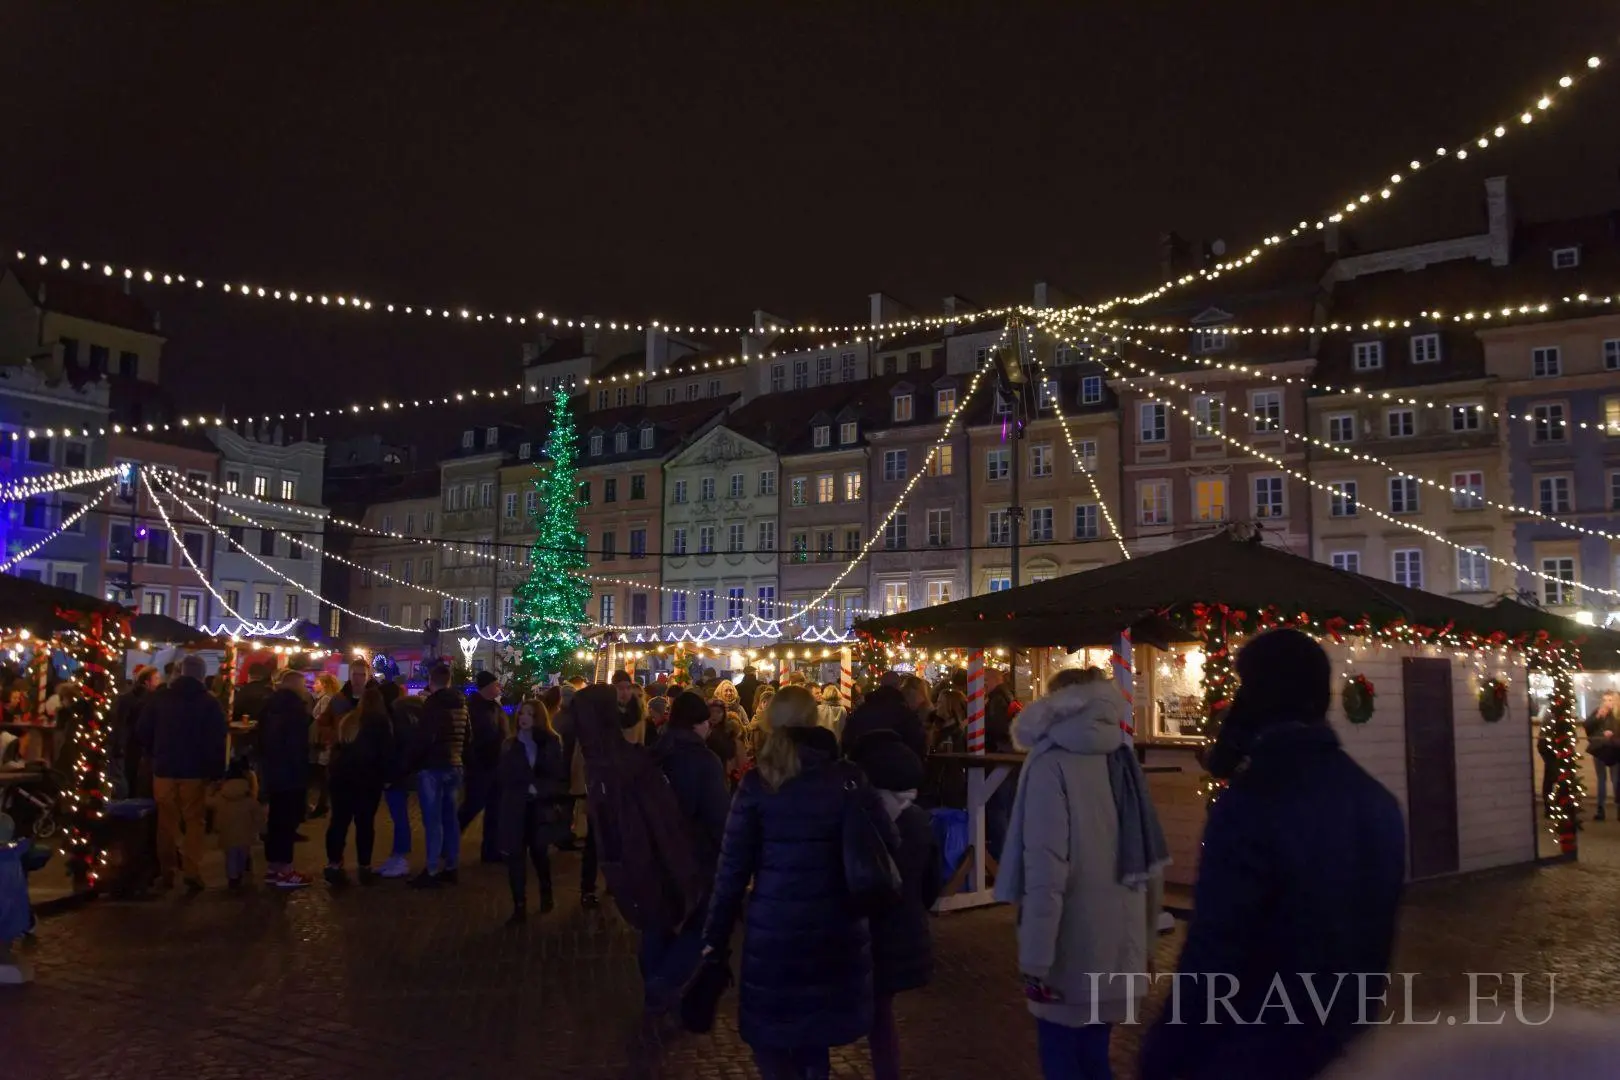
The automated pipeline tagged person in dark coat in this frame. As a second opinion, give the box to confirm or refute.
[140,654,228,891]
[111,665,159,797]
[850,730,941,1080]
[323,683,396,886]
[735,667,760,717]
[378,681,421,877]
[839,684,927,761]
[458,671,507,863]
[409,663,470,887]
[703,685,900,1080]
[497,695,568,923]
[1139,630,1406,1080]
[255,669,315,888]
[646,691,731,1009]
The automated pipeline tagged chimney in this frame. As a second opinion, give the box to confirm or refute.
[1158,231,1192,279]
[36,281,46,306]
[752,309,789,332]
[1032,282,1071,310]
[941,295,977,317]
[869,292,906,327]
[645,325,670,374]
[1485,176,1513,267]
[583,324,599,358]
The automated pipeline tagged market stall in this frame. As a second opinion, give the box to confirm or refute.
[858,529,1620,902]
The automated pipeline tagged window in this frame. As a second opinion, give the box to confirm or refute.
[64,441,87,468]
[1196,329,1228,354]
[1449,404,1482,432]
[1139,402,1168,442]
[1612,470,1620,510]
[604,478,618,503]
[927,508,952,548]
[1353,341,1384,371]
[1389,476,1420,514]
[1186,394,1225,438]
[1386,408,1416,438]
[1542,557,1577,606]
[252,474,268,497]
[503,492,518,519]
[700,476,716,501]
[601,531,617,561]
[596,390,609,411]
[589,433,603,456]
[812,425,830,448]
[882,449,907,482]
[791,532,809,562]
[254,590,272,620]
[665,387,678,405]
[1605,339,1620,371]
[1330,551,1361,574]
[225,469,242,493]
[178,593,200,625]
[1552,246,1581,270]
[1251,390,1282,432]
[988,509,1012,546]
[725,473,742,499]
[25,436,51,464]
[770,364,786,393]
[929,445,954,477]
[986,448,1009,481]
[791,477,808,507]
[924,580,953,607]
[1329,480,1358,518]
[882,582,910,615]
[698,526,715,554]
[884,513,908,550]
[518,441,532,461]
[1029,444,1053,478]
[727,588,745,618]
[670,591,688,622]
[757,521,776,550]
[142,591,166,616]
[893,394,914,422]
[793,359,810,389]
[624,528,644,560]
[1194,477,1228,522]
[728,523,745,552]
[1327,413,1356,443]
[1070,503,1098,539]
[1253,476,1285,519]
[844,470,862,501]
[1029,506,1054,542]
[1532,403,1566,443]
[59,336,79,366]
[815,356,832,385]
[1538,475,1572,514]
[1074,438,1098,474]
[1452,471,1485,510]
[674,479,688,504]
[225,588,241,614]
[1081,375,1103,405]
[145,529,171,565]
[614,431,628,454]
[227,525,245,548]
[59,497,82,532]
[630,474,646,500]
[424,511,434,533]
[285,594,300,621]
[1392,549,1424,589]
[698,590,716,621]
[1038,379,1059,409]
[421,557,432,580]
[706,379,721,398]
[839,421,857,445]
[816,530,835,561]
[1457,547,1490,593]
[1410,334,1441,364]
[480,481,494,508]
[259,528,277,556]
[757,586,776,617]
[815,474,835,504]
[1139,481,1170,525]
[671,528,687,556]
[183,531,205,565]
[936,387,956,416]
[1532,346,1561,378]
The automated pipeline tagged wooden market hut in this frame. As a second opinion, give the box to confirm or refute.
[858,530,1620,886]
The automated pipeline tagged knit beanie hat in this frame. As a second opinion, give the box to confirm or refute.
[850,729,925,792]
[1234,628,1332,722]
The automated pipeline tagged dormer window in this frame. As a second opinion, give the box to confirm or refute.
[485,426,498,448]
[1081,375,1104,404]
[936,387,957,416]
[839,421,857,445]
[1353,341,1384,371]
[1038,379,1059,409]
[615,386,628,407]
[1552,246,1581,270]
[589,432,603,456]
[812,425,830,448]
[1410,334,1440,364]
[1196,329,1228,354]
[994,389,1011,415]
[461,430,475,449]
[596,389,609,409]
[893,394,914,422]
[614,430,628,453]
[518,441,532,460]
[639,424,654,450]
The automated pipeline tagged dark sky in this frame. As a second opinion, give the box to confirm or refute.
[2,3,1616,420]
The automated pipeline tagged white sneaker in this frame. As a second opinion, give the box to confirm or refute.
[377,855,410,879]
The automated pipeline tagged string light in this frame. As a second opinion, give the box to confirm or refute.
[0,465,123,503]
[1030,346,1130,561]
[0,482,116,572]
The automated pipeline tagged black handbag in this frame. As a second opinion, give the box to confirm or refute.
[841,772,903,915]
[679,949,734,1034]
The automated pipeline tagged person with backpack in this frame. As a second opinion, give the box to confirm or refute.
[571,685,707,1025]
[409,663,470,888]
[702,685,900,1080]
[323,682,396,886]
[498,694,568,923]
[647,691,731,1013]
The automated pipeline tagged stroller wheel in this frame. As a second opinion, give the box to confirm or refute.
[34,813,57,840]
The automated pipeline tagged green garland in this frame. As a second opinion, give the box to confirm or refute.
[1477,678,1509,722]
[1342,673,1376,724]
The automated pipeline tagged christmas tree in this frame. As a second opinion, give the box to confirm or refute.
[506,390,593,688]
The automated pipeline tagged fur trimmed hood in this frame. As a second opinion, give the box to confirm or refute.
[1010,680,1127,757]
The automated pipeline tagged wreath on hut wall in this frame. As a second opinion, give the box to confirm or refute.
[1342,673,1376,724]
[1478,677,1510,723]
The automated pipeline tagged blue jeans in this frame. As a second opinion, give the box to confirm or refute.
[417,767,462,872]
[385,786,413,857]
[986,768,1018,864]
[1035,1020,1112,1080]
[751,1046,830,1080]
[1596,761,1620,810]
[639,915,706,1009]
[224,846,249,881]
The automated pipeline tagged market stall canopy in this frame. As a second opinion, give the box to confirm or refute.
[856,530,1620,662]
[0,572,127,635]
[129,612,216,646]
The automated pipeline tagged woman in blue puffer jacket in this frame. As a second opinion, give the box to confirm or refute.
[702,685,900,1080]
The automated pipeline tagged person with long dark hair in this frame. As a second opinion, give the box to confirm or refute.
[323,682,395,886]
[498,695,568,923]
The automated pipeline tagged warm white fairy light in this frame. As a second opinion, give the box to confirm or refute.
[0,482,116,572]
[1029,345,1130,561]
[0,465,122,504]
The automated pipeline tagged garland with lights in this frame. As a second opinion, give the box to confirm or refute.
[1342,673,1377,724]
[1535,641,1583,851]
[55,607,126,887]
[1478,677,1510,723]
[507,390,594,688]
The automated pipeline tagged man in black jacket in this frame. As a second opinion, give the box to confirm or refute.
[458,671,506,863]
[410,663,470,887]
[141,654,228,892]
[111,665,159,797]
[840,684,927,760]
[257,669,315,889]
[735,667,760,717]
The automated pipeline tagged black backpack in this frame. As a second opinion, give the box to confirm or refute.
[585,741,706,933]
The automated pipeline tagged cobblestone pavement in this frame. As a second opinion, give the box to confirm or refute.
[6,811,1620,1080]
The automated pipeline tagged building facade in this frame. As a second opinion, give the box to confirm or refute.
[103,433,220,623]
[435,424,511,666]
[345,488,443,657]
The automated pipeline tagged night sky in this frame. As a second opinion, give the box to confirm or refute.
[3,3,1616,422]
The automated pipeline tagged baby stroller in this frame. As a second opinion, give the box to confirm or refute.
[0,736,72,841]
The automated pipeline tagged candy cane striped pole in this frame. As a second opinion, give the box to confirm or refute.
[966,649,986,753]
[838,647,853,709]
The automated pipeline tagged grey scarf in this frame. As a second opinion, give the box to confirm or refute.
[1108,746,1170,889]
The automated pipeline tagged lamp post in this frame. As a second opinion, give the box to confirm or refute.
[998,315,1030,590]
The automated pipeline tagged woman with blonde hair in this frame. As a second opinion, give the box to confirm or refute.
[497,694,568,923]
[703,685,899,1079]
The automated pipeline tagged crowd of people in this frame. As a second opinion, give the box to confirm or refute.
[96,630,1422,1080]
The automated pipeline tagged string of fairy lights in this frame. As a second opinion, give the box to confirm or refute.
[0,465,122,504]
[1029,346,1131,562]
[0,481,116,573]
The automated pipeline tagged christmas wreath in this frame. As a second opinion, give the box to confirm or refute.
[1342,673,1376,724]
[1478,678,1509,723]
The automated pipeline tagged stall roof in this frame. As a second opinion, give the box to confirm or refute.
[0,572,127,636]
[129,612,218,646]
[857,531,1620,663]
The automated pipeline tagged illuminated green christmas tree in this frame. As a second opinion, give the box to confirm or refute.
[506,389,592,688]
